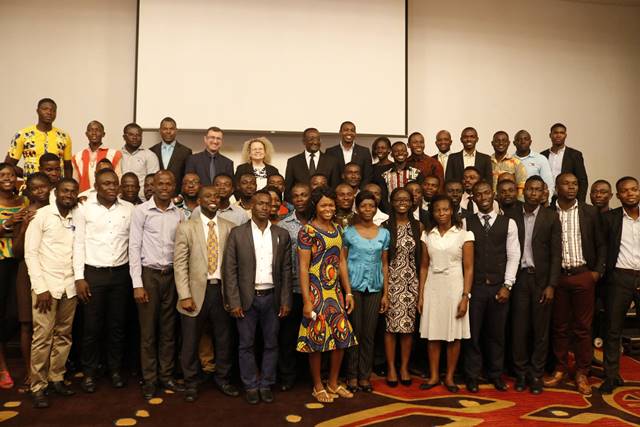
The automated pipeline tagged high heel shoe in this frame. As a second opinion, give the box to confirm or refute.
[400,378,413,387]
[386,379,398,388]
[419,381,439,390]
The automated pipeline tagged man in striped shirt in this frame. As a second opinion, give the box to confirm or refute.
[376,141,424,200]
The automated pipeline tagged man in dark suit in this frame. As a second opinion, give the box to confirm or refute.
[509,176,562,394]
[325,121,373,188]
[223,190,292,404]
[445,127,493,185]
[497,179,523,218]
[599,176,640,394]
[433,130,453,177]
[543,172,606,395]
[185,127,234,186]
[541,123,589,202]
[150,117,192,195]
[284,127,340,201]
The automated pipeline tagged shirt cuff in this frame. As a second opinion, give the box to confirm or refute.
[132,277,143,289]
[31,277,48,295]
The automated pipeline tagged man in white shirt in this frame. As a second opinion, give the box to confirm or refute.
[25,178,79,408]
[120,123,160,201]
[73,169,134,393]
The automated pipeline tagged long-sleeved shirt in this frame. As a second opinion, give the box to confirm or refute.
[121,146,160,200]
[491,154,528,200]
[514,151,554,202]
[475,211,521,286]
[73,195,134,280]
[24,203,76,298]
[278,212,305,293]
[129,197,184,288]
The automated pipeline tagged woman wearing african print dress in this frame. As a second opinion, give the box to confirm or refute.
[297,187,357,403]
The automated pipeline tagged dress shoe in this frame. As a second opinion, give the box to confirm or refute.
[373,364,387,377]
[543,371,566,388]
[575,374,592,395]
[599,376,624,395]
[32,389,49,409]
[160,379,185,393]
[259,387,274,403]
[184,388,198,403]
[217,383,240,397]
[466,379,479,393]
[246,388,260,404]
[49,381,75,396]
[81,376,96,393]
[530,377,543,395]
[280,382,294,392]
[111,372,125,389]
[491,377,508,392]
[514,376,526,392]
[142,382,157,400]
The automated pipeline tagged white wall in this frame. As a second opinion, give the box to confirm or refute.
[2,0,639,198]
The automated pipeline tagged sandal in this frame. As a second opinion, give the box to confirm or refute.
[312,387,334,403]
[326,383,354,399]
[0,370,14,389]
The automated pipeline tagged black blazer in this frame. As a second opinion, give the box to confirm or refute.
[325,143,373,187]
[222,222,292,312]
[510,206,562,288]
[185,150,234,186]
[541,146,588,202]
[150,141,192,193]
[549,201,607,274]
[234,162,280,185]
[284,152,340,201]
[602,207,625,275]
[445,150,493,185]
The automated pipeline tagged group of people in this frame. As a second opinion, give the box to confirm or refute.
[0,98,638,411]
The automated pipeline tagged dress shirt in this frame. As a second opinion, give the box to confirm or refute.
[24,203,76,298]
[463,150,476,169]
[279,212,305,292]
[161,141,176,168]
[514,151,554,201]
[475,211,520,286]
[121,147,160,200]
[305,150,320,170]
[373,209,389,226]
[437,151,450,175]
[251,220,274,289]
[340,142,354,164]
[461,192,500,214]
[201,212,222,281]
[380,165,423,194]
[73,196,134,279]
[129,197,184,288]
[235,200,253,220]
[491,154,528,199]
[547,146,565,184]
[556,200,586,269]
[521,206,540,268]
[217,203,250,226]
[616,206,640,270]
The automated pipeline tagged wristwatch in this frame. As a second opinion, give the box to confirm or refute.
[502,283,513,291]
[462,292,471,300]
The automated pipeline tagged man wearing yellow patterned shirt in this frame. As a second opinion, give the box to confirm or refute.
[490,131,527,201]
[5,98,72,178]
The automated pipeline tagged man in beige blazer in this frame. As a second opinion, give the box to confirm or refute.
[174,185,240,402]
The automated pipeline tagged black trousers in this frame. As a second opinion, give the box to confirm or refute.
[464,283,509,380]
[278,293,303,385]
[82,264,131,376]
[604,269,640,379]
[181,283,234,388]
[0,258,18,342]
[511,270,552,380]
[346,290,382,381]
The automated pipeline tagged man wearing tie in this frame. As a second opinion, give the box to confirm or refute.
[223,190,293,404]
[185,127,234,186]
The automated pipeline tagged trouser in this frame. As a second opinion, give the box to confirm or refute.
[464,283,508,380]
[236,292,279,390]
[347,290,382,381]
[30,292,77,393]
[0,258,18,342]
[82,264,130,376]
[552,270,595,375]
[138,267,177,384]
[181,282,234,388]
[278,292,303,384]
[199,330,215,373]
[511,269,552,380]
[604,269,640,379]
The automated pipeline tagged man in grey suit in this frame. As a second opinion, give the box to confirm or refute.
[174,185,240,402]
[223,189,293,404]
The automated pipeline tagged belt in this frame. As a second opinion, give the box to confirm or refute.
[255,288,274,297]
[145,265,174,275]
[561,265,589,276]
[521,266,536,274]
[207,279,221,285]
[85,264,128,272]
[616,268,640,277]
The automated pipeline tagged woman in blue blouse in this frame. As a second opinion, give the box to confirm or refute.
[343,191,390,393]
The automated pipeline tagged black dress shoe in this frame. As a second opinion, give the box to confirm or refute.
[280,382,294,392]
[259,387,274,403]
[49,381,75,396]
[466,379,479,393]
[515,376,526,392]
[184,388,198,403]
[32,389,50,409]
[142,382,157,400]
[419,381,439,390]
[599,377,621,395]
[530,378,543,395]
[217,383,240,397]
[81,376,96,393]
[160,379,185,392]
[373,365,387,377]
[492,377,508,392]
[246,389,260,404]
[111,372,125,389]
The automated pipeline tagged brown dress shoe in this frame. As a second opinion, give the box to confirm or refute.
[543,371,566,387]
[575,374,592,395]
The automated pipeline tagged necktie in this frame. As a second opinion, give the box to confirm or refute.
[207,220,219,275]
[482,214,492,232]
[309,152,317,175]
[466,198,475,214]
[209,154,216,184]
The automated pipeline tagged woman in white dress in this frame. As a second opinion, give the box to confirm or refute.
[418,195,474,393]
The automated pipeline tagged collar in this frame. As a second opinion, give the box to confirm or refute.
[282,211,304,224]
[622,205,640,221]
[305,150,319,158]
[523,205,540,217]
[477,210,497,220]
[340,142,354,152]
[557,199,579,212]
[51,202,73,220]
[162,141,176,149]
[463,150,476,157]
[145,197,177,212]
[491,153,512,162]
[550,146,566,155]
[200,211,216,226]
[438,151,450,157]
[251,219,271,234]
[122,145,144,155]
[205,149,218,158]
[428,225,461,236]
[89,195,121,208]
[515,151,533,160]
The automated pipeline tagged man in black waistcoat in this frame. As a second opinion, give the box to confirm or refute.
[464,180,521,393]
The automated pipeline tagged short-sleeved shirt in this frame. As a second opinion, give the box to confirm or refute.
[0,196,29,259]
[9,125,72,176]
[342,226,390,293]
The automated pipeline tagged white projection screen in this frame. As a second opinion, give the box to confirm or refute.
[135,0,406,135]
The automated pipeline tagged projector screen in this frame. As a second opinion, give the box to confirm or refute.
[135,0,406,135]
